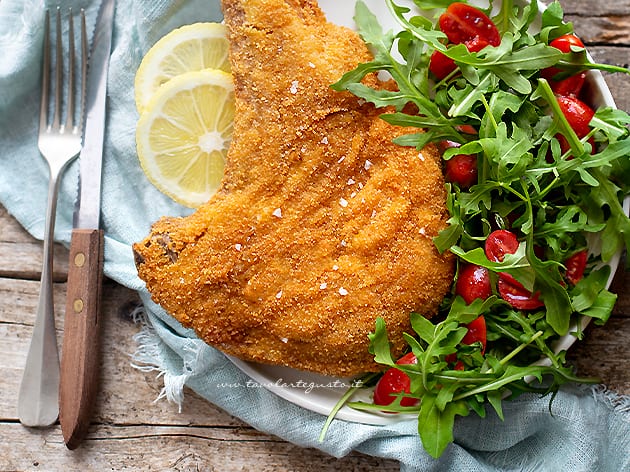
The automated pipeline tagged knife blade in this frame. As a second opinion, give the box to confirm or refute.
[59,0,115,450]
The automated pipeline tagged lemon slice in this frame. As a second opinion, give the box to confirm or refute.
[134,22,230,113]
[136,69,234,208]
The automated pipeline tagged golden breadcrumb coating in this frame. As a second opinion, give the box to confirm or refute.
[134,0,454,376]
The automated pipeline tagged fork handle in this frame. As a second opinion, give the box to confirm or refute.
[59,228,104,449]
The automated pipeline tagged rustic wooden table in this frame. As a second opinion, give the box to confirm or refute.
[1,1,628,470]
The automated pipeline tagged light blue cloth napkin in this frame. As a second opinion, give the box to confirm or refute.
[1,1,629,470]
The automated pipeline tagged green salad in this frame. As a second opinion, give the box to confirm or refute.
[321,0,630,458]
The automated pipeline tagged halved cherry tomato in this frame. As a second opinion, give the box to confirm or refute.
[485,230,543,310]
[373,353,418,407]
[456,264,492,304]
[457,124,478,135]
[444,153,478,188]
[550,33,585,54]
[430,13,498,80]
[555,95,596,155]
[551,71,587,97]
[542,34,586,80]
[430,5,499,80]
[397,352,418,366]
[556,95,595,139]
[497,274,544,310]
[446,315,487,367]
[565,250,588,285]
[485,229,520,263]
[461,315,487,354]
[430,49,457,80]
[542,33,587,98]
[439,3,500,47]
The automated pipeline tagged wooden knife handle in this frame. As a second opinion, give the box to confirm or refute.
[60,228,104,449]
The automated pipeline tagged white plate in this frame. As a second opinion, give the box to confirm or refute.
[227,0,627,425]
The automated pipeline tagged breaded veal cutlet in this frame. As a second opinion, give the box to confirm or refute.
[133,0,454,377]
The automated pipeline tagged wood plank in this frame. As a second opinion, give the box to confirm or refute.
[0,278,240,427]
[562,0,630,17]
[567,317,630,393]
[0,206,68,281]
[0,423,399,472]
[610,265,630,317]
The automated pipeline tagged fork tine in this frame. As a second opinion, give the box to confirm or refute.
[39,10,50,132]
[64,10,75,132]
[52,7,62,130]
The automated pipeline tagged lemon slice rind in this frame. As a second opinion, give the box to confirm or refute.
[134,22,230,113]
[136,69,234,208]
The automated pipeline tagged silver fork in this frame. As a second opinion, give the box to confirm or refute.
[18,8,88,428]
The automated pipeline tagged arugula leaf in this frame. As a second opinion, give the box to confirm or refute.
[418,394,469,459]
[368,317,396,366]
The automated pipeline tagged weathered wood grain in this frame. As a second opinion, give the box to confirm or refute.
[0,206,69,281]
[0,424,399,472]
[562,0,630,19]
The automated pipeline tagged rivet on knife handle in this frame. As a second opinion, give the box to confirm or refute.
[59,228,104,449]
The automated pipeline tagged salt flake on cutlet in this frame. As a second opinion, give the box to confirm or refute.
[272,208,283,218]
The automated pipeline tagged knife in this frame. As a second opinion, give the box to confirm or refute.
[59,0,115,450]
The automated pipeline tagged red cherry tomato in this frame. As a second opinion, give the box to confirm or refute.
[396,352,418,366]
[430,10,498,80]
[555,95,596,156]
[373,353,418,407]
[485,230,543,310]
[556,95,595,139]
[444,153,478,188]
[544,33,587,97]
[551,71,586,97]
[464,35,492,53]
[485,230,520,263]
[550,34,585,53]
[565,250,588,285]
[445,315,487,365]
[497,274,544,310]
[456,264,492,304]
[429,50,457,80]
[457,124,478,135]
[461,315,487,355]
[439,3,500,47]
